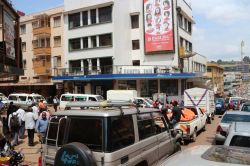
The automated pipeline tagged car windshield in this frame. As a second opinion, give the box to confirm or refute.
[216,98,224,103]
[241,105,250,112]
[202,146,250,164]
[221,114,250,123]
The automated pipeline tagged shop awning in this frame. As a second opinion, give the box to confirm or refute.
[52,73,203,81]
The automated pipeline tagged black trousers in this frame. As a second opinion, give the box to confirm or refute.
[27,129,35,145]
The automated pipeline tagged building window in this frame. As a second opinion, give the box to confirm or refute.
[53,16,61,27]
[131,15,139,29]
[69,38,81,51]
[133,60,140,66]
[23,60,26,69]
[188,21,192,33]
[54,56,61,67]
[82,37,88,49]
[98,6,112,23]
[90,9,96,24]
[132,40,140,50]
[99,34,112,47]
[32,21,39,28]
[69,12,80,29]
[91,36,97,48]
[20,24,26,34]
[179,14,183,28]
[184,18,188,31]
[189,42,192,52]
[21,42,26,52]
[82,11,88,26]
[54,36,61,47]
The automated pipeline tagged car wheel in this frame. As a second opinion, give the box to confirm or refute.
[174,142,181,152]
[192,129,197,142]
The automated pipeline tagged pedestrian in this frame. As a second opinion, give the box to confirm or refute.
[7,102,17,124]
[170,101,185,125]
[8,112,20,146]
[36,112,49,143]
[15,106,25,139]
[32,103,39,118]
[53,96,59,112]
[22,106,37,146]
[39,110,50,119]
[38,99,46,113]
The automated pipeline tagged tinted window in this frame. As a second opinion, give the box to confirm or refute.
[19,96,27,101]
[89,97,97,101]
[242,105,250,112]
[221,114,250,123]
[67,118,103,152]
[107,115,134,152]
[47,117,67,146]
[9,96,17,101]
[75,96,87,101]
[137,113,155,140]
[98,6,112,23]
[230,135,250,147]
[61,96,73,101]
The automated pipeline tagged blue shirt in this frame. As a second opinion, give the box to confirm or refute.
[35,118,48,133]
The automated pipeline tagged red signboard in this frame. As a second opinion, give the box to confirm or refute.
[144,0,174,53]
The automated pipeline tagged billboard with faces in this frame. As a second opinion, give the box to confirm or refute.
[144,0,174,53]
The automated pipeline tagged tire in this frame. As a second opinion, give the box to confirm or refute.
[192,129,197,142]
[54,142,96,166]
[136,161,148,166]
[202,123,206,131]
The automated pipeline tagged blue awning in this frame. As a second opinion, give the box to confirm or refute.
[52,73,202,81]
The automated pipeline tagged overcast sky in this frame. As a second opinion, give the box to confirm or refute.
[12,0,249,61]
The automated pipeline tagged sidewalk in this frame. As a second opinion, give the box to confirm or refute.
[14,106,57,166]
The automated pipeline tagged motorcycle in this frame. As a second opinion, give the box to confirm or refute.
[0,141,25,166]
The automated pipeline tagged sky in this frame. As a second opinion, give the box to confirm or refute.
[11,0,250,61]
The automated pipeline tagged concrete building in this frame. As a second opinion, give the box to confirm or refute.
[0,0,23,86]
[53,0,206,98]
[206,63,224,96]
[0,6,64,96]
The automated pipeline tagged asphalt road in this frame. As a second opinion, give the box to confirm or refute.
[181,115,221,149]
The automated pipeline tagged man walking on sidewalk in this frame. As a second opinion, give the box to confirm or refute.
[16,106,25,139]
[22,106,37,146]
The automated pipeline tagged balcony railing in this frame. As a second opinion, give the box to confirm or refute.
[33,47,51,55]
[54,65,176,76]
[33,27,51,36]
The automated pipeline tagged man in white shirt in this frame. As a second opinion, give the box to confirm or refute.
[32,103,39,118]
[16,106,25,139]
[22,106,37,146]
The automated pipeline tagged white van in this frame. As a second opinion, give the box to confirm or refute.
[59,93,104,110]
[0,93,8,105]
[107,90,137,101]
[8,93,46,110]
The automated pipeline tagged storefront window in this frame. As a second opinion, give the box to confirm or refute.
[141,80,158,97]
[160,80,178,96]
[118,80,136,90]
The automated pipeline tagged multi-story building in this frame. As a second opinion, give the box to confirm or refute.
[0,6,64,97]
[206,63,224,96]
[53,0,205,98]
[0,0,23,91]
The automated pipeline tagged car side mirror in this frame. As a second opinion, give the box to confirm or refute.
[220,131,227,137]
[170,129,177,138]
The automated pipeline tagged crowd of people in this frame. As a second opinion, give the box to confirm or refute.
[3,100,50,147]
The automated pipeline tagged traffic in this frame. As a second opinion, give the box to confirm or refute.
[0,88,248,165]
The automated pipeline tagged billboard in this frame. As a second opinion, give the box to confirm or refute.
[4,11,16,60]
[144,0,174,53]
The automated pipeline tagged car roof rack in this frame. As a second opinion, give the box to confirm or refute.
[65,100,137,115]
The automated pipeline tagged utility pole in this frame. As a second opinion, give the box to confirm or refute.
[241,40,244,61]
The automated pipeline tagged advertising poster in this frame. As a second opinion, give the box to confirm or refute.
[4,11,15,60]
[144,0,174,53]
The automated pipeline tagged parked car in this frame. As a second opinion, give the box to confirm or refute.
[174,106,207,142]
[225,97,242,110]
[224,122,250,148]
[59,93,104,110]
[42,101,182,166]
[8,93,46,110]
[215,111,250,144]
[215,98,226,115]
[240,102,250,112]
[158,145,250,166]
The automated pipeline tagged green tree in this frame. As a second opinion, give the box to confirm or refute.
[217,59,222,64]
[243,56,250,63]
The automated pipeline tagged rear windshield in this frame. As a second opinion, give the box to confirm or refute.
[202,146,250,164]
[241,105,250,112]
[230,135,250,148]
[221,114,250,123]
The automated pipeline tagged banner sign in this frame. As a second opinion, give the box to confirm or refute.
[4,11,16,60]
[144,0,174,53]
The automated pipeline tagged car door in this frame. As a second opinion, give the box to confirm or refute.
[198,108,206,130]
[152,112,175,160]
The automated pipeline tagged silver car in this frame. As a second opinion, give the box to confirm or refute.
[215,111,250,144]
